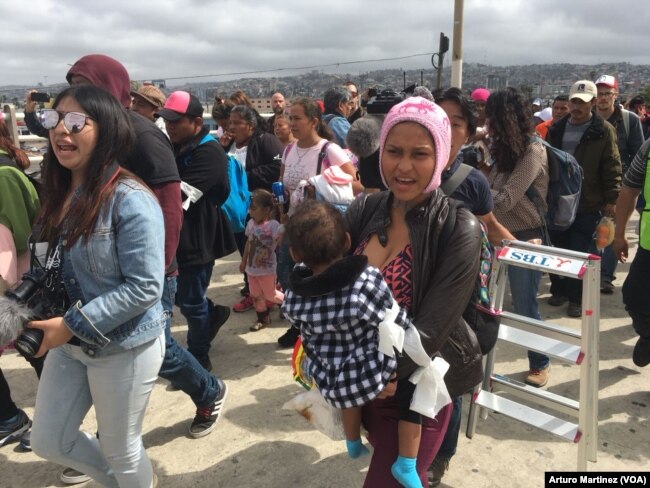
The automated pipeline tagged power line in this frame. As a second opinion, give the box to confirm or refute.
[0,52,434,94]
[152,52,434,82]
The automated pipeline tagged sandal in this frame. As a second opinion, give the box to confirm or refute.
[249,321,269,332]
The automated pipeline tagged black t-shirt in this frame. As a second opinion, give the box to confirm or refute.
[123,112,180,186]
[442,152,494,216]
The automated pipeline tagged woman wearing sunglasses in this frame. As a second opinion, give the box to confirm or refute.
[29,85,165,488]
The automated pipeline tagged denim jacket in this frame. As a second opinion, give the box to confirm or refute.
[61,178,166,358]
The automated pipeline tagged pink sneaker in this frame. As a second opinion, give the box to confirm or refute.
[232,295,254,313]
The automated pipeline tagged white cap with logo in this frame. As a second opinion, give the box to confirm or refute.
[569,80,597,102]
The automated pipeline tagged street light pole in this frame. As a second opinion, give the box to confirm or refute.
[451,0,464,88]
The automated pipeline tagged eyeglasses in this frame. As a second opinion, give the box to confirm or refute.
[597,92,615,98]
[39,109,92,133]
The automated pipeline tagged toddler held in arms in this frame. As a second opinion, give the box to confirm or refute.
[282,200,447,488]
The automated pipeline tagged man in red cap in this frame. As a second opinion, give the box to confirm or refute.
[594,75,644,294]
[156,91,235,374]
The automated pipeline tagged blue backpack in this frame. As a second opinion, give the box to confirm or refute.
[527,137,583,232]
[198,134,250,233]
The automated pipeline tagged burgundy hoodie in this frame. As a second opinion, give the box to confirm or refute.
[66,54,132,108]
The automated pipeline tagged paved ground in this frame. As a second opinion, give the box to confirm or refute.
[1,216,648,487]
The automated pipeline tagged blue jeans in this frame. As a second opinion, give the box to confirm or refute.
[549,212,601,304]
[32,336,164,488]
[508,265,548,370]
[592,243,616,283]
[436,396,462,459]
[176,263,216,360]
[158,276,219,408]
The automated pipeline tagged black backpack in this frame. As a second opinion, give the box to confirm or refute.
[439,199,500,355]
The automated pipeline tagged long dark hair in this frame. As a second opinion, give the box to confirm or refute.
[40,85,135,246]
[291,97,334,141]
[0,122,30,170]
[485,87,533,173]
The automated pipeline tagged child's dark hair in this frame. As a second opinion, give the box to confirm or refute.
[286,200,348,267]
[251,189,279,221]
[251,189,274,209]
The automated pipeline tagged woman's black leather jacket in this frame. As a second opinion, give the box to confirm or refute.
[346,190,484,397]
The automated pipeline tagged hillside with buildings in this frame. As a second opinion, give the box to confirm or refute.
[2,62,650,111]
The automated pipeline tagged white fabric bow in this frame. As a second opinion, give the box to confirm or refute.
[403,326,451,419]
[378,299,452,419]
[377,299,405,357]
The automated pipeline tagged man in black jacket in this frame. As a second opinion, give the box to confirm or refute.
[157,91,236,374]
[546,80,621,318]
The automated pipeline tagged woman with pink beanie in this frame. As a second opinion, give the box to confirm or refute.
[345,97,483,487]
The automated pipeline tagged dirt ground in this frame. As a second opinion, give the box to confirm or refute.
[1,216,648,487]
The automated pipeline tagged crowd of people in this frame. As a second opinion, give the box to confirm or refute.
[0,52,649,488]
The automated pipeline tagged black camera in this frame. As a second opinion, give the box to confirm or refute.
[2,272,48,359]
[365,88,406,115]
[459,146,484,169]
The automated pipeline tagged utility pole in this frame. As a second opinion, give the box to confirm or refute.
[431,32,449,90]
[451,0,464,88]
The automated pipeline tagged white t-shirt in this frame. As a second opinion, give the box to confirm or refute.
[229,145,248,170]
[282,139,350,193]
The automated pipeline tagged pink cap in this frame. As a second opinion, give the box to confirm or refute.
[379,96,451,193]
[156,91,203,121]
[471,88,490,102]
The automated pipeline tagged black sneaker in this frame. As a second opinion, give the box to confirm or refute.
[189,380,228,438]
[567,302,582,318]
[277,326,300,349]
[0,409,31,447]
[548,295,568,307]
[428,457,450,487]
[209,304,231,343]
[600,281,615,295]
[632,337,650,367]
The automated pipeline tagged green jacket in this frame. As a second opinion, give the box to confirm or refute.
[0,166,40,252]
[547,112,622,213]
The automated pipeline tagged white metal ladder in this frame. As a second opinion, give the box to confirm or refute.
[466,240,600,470]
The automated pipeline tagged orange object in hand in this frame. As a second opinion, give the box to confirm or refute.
[594,217,615,251]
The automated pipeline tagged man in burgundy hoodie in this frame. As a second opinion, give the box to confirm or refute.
[24,54,228,484]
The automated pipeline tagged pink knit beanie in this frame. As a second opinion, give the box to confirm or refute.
[379,96,451,193]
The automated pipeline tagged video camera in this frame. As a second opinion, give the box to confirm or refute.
[364,88,406,115]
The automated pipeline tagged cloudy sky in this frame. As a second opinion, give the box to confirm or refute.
[1,0,648,87]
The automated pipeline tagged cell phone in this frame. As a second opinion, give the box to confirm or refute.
[31,92,50,103]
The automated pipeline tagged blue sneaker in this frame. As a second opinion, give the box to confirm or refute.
[0,410,31,448]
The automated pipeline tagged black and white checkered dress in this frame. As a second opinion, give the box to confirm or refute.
[282,255,411,409]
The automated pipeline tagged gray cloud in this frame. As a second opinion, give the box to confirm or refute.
[1,0,648,86]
